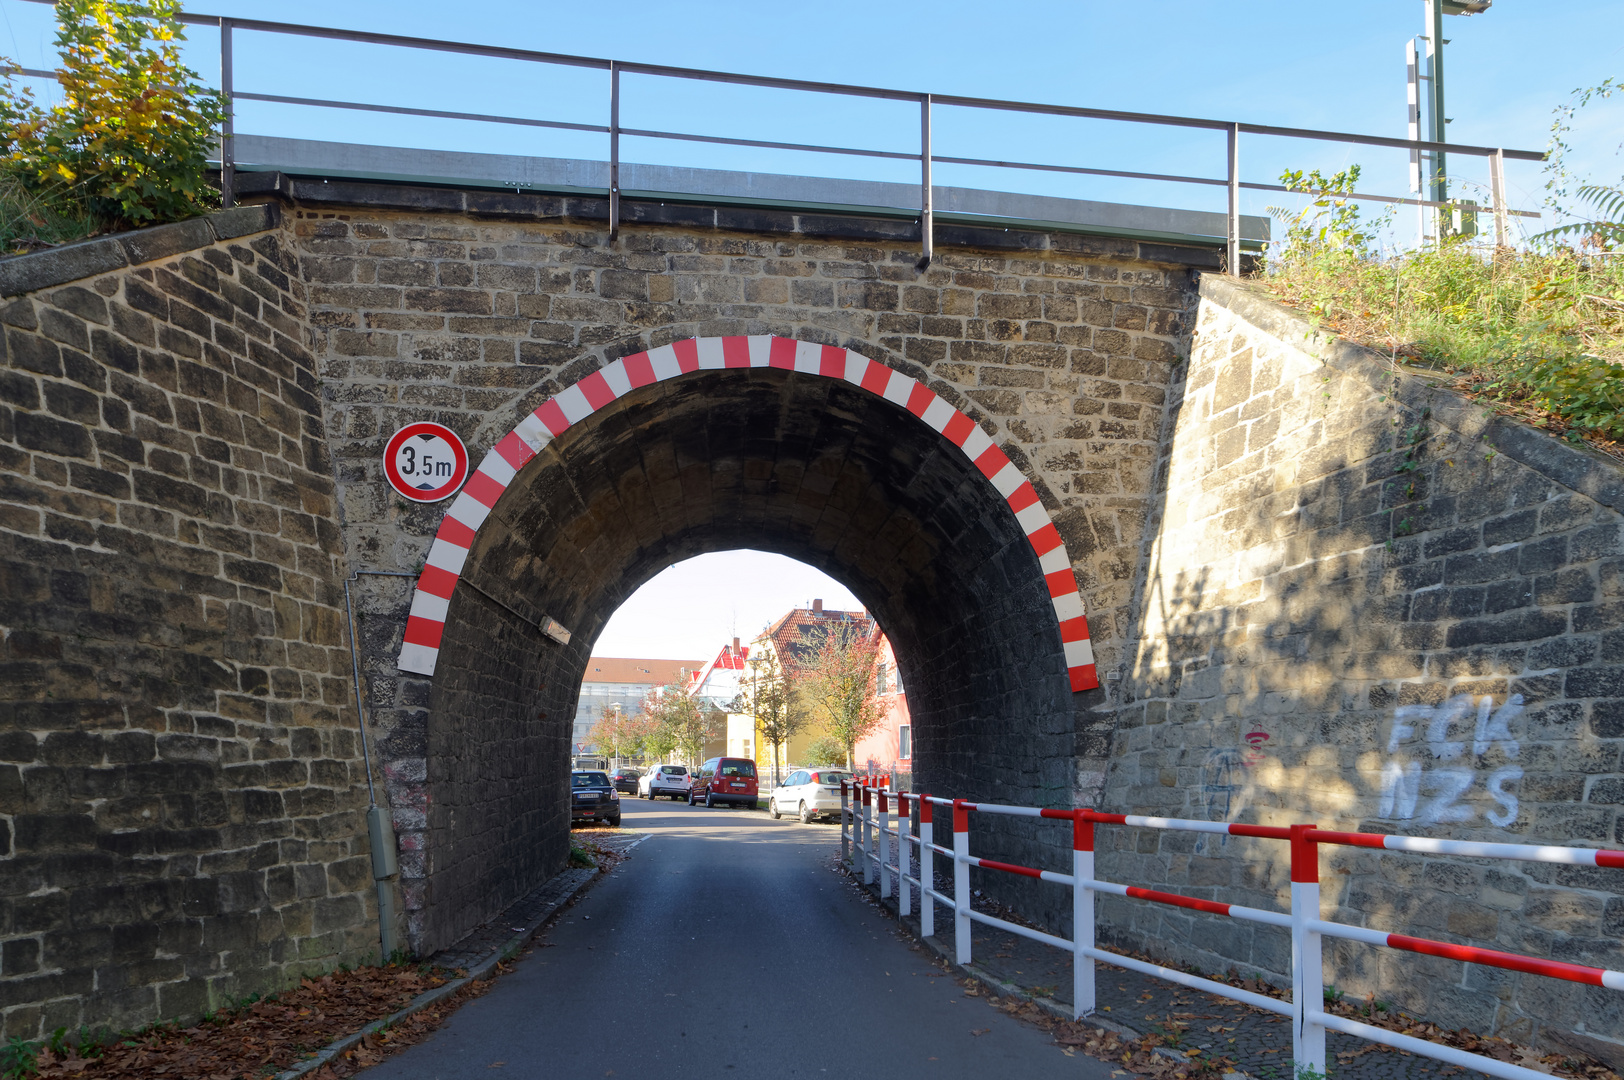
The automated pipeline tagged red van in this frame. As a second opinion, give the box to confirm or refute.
[688,757,758,808]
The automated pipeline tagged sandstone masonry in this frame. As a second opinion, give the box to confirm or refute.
[0,206,377,1040]
[286,194,1200,949]
[1101,275,1624,1057]
[1,182,1619,1060]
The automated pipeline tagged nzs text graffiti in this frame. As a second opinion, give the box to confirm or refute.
[1380,693,1523,828]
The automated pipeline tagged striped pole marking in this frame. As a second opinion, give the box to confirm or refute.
[1089,880,1294,928]
[959,852,1076,886]
[927,800,1295,841]
[395,336,1097,690]
[1307,920,1624,990]
[1305,828,1624,867]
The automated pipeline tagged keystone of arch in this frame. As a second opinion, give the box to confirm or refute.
[395,335,1098,692]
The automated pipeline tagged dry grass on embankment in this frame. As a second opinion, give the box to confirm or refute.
[1255,241,1624,463]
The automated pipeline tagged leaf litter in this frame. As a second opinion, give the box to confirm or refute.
[19,832,641,1080]
[21,959,513,1079]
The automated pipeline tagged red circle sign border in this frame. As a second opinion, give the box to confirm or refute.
[384,422,469,503]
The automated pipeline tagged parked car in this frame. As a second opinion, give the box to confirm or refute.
[611,767,642,794]
[769,768,852,823]
[571,770,621,826]
[640,764,691,800]
[688,756,758,809]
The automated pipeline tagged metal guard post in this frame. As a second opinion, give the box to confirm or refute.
[1290,823,1327,1075]
[878,788,891,899]
[919,793,934,939]
[1226,122,1239,277]
[220,18,234,209]
[608,61,620,241]
[919,93,933,269]
[952,799,971,965]
[1490,148,1508,248]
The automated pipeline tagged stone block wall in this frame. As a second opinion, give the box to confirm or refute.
[1100,275,1623,1055]
[284,191,1203,948]
[0,207,377,1040]
[415,587,572,952]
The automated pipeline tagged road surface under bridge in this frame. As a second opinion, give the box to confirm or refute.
[360,799,1112,1078]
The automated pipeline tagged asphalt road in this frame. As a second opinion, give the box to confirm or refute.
[361,795,1116,1079]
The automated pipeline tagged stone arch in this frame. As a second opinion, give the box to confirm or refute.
[395,335,1097,691]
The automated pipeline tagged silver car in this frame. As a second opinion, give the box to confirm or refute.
[768,768,851,823]
[639,764,691,800]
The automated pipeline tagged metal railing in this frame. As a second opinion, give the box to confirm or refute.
[840,777,1623,1080]
[10,2,1545,271]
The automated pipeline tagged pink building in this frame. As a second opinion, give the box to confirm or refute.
[853,632,911,782]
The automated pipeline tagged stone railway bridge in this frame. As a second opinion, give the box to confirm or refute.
[0,174,1620,1059]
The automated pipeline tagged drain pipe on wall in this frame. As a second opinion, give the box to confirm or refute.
[344,569,418,962]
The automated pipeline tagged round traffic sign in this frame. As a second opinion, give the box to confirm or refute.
[383,422,469,502]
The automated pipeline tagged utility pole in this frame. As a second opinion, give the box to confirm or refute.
[1411,0,1490,242]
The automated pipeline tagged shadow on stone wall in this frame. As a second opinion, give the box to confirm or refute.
[1097,275,1624,1057]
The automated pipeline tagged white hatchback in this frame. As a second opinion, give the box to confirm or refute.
[769,768,852,824]
[639,764,692,800]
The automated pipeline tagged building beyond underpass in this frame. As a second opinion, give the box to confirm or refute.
[574,657,703,756]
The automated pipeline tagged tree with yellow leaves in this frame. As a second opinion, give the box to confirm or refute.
[1,0,225,233]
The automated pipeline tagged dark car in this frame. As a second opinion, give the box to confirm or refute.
[611,768,641,794]
[571,770,621,826]
[688,756,758,809]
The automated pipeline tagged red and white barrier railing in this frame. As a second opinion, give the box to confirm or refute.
[837,779,1623,1080]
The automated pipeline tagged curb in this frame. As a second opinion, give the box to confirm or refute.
[272,864,598,1080]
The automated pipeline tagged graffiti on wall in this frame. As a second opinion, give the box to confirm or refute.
[1379,693,1524,828]
[1197,726,1270,852]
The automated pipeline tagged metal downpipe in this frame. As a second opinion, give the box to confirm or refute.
[344,569,417,961]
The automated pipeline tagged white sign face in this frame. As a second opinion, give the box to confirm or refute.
[383,422,469,503]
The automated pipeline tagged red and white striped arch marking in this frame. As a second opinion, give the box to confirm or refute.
[394,336,1098,691]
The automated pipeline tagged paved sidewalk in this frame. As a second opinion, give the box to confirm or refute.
[424,829,646,974]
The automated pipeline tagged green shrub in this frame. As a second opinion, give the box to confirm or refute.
[0,1035,38,1079]
[803,736,845,767]
[1503,351,1624,441]
[0,0,224,243]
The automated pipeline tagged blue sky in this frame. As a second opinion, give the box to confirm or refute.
[3,0,1620,233]
[3,0,1618,659]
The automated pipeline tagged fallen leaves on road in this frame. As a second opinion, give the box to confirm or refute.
[571,829,634,873]
[26,963,494,1080]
